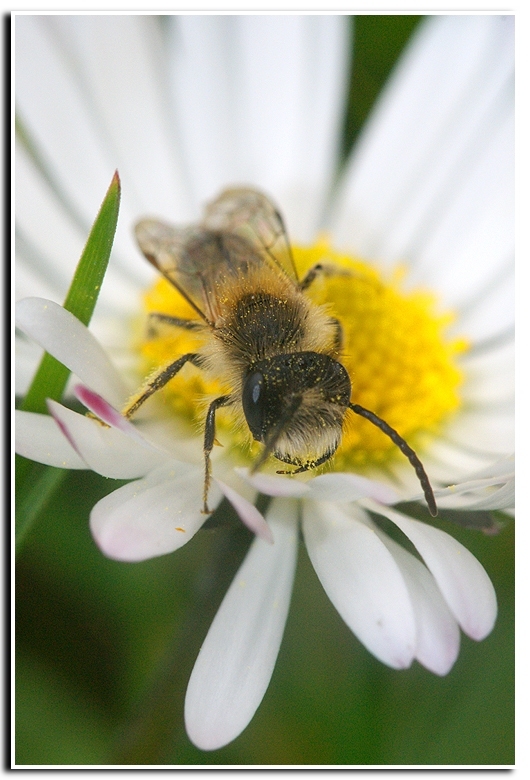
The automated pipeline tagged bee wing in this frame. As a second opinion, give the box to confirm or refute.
[202,187,299,283]
[135,218,265,324]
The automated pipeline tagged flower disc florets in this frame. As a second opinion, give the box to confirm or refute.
[135,238,467,473]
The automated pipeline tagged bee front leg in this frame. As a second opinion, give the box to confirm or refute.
[330,317,344,354]
[147,313,204,337]
[202,395,232,514]
[123,353,204,418]
[299,263,351,291]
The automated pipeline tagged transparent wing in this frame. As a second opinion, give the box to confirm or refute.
[135,218,265,324]
[202,188,299,282]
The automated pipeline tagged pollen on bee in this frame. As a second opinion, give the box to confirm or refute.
[135,233,466,475]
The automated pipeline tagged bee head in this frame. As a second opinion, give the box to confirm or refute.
[242,352,351,472]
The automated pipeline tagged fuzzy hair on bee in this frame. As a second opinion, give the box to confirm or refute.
[127,187,437,517]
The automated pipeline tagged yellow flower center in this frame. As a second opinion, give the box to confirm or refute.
[134,238,467,472]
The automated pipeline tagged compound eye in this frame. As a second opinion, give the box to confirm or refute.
[242,371,265,440]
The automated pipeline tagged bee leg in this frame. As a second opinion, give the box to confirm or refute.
[202,395,232,514]
[299,263,351,291]
[330,317,344,354]
[123,352,204,418]
[147,313,203,337]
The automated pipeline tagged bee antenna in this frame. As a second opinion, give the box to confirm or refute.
[348,403,438,517]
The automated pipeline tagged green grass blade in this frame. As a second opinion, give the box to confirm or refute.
[16,172,121,552]
[19,171,121,415]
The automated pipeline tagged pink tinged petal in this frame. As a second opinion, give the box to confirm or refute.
[73,385,160,452]
[214,480,273,544]
[46,401,166,479]
[366,502,497,641]
[235,467,310,498]
[15,410,87,469]
[370,524,460,676]
[15,298,128,407]
[307,472,400,504]
[302,501,416,669]
[185,499,298,751]
[90,461,216,561]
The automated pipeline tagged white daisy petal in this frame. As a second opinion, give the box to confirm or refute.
[435,477,514,512]
[333,16,513,293]
[302,501,416,669]
[15,139,85,304]
[367,520,460,676]
[455,259,514,345]
[50,15,190,222]
[15,409,87,469]
[73,385,164,453]
[421,441,497,486]
[442,409,514,456]
[456,454,514,481]
[405,461,514,512]
[15,298,128,407]
[461,339,514,404]
[215,479,273,544]
[15,336,44,395]
[307,472,399,504]
[15,15,121,231]
[47,400,166,479]
[167,15,349,238]
[235,468,311,498]
[90,461,216,562]
[366,502,497,641]
[185,499,298,751]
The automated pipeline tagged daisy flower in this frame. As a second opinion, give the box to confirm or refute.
[15,15,513,753]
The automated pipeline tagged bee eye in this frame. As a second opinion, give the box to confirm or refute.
[242,371,265,440]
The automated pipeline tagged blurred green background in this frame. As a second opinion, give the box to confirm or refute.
[15,15,514,766]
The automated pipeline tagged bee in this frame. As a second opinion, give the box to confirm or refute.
[127,187,437,517]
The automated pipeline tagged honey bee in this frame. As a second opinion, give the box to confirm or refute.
[127,187,437,517]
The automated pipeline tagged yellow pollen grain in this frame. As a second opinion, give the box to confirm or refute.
[134,236,467,472]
